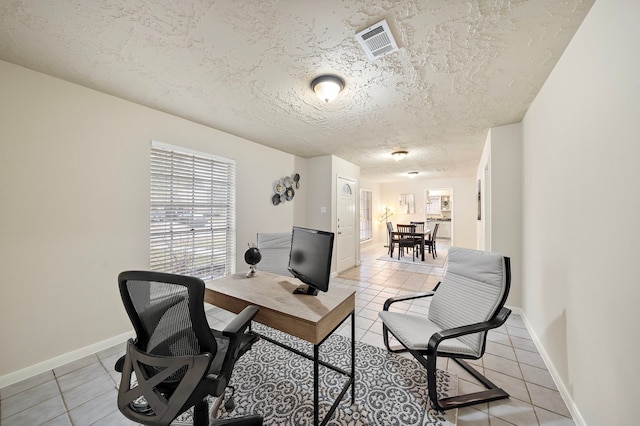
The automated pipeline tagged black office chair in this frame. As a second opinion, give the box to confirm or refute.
[115,270,262,426]
[379,247,512,411]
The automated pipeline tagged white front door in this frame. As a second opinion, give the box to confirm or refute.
[337,177,356,272]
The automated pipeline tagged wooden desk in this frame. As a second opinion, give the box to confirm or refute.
[205,272,355,426]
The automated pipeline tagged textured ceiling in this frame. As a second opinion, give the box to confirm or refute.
[0,0,594,182]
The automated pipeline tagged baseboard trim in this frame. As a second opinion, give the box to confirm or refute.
[0,331,133,389]
[510,307,586,426]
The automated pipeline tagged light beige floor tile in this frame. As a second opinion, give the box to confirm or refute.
[1,379,60,419]
[61,373,115,410]
[520,363,558,391]
[41,413,73,426]
[483,353,523,379]
[68,387,119,425]
[457,406,490,425]
[0,370,55,400]
[484,369,531,403]
[534,406,576,425]
[526,382,571,418]
[486,341,517,361]
[2,394,67,425]
[53,354,98,377]
[515,348,547,369]
[56,363,112,393]
[489,398,539,425]
[511,335,539,353]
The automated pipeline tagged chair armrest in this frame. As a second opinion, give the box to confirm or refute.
[218,305,260,380]
[428,307,511,353]
[222,305,259,337]
[383,291,434,311]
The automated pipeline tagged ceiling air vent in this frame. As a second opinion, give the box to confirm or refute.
[355,19,399,61]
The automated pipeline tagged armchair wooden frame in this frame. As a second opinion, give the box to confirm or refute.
[381,254,512,411]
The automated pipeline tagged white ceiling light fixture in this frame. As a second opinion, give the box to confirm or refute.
[408,171,419,178]
[392,150,408,161]
[311,75,345,102]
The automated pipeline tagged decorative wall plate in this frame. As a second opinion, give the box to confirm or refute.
[274,181,285,194]
[272,194,281,205]
[285,187,295,201]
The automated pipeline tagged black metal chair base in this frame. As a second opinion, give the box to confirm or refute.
[432,358,509,411]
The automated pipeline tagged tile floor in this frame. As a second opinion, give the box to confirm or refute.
[0,241,575,425]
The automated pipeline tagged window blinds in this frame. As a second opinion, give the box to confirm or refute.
[360,189,372,241]
[150,143,236,280]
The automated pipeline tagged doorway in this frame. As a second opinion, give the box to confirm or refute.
[336,177,357,272]
[423,187,454,243]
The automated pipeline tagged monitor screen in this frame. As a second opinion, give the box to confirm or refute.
[287,227,334,295]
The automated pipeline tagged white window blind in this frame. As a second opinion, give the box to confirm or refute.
[150,142,236,280]
[360,189,372,242]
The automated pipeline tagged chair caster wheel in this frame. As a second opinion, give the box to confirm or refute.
[224,396,235,411]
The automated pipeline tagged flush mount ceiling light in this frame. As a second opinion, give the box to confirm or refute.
[408,171,419,178]
[311,75,345,102]
[392,150,408,161]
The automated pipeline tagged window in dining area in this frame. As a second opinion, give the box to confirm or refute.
[360,189,372,242]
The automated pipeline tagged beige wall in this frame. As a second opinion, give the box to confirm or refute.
[521,0,639,423]
[379,176,478,249]
[477,123,523,308]
[0,60,300,381]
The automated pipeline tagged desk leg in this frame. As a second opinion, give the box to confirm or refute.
[351,310,355,403]
[314,344,319,426]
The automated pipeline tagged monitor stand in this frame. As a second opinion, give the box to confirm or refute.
[293,284,319,296]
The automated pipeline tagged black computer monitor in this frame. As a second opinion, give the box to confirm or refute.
[287,227,335,296]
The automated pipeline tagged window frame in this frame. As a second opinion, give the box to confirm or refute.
[150,141,236,280]
[359,189,373,242]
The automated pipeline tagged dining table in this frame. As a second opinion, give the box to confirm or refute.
[389,228,432,261]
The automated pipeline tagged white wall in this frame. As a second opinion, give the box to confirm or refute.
[521,0,640,423]
[0,60,298,381]
[477,123,523,308]
[380,176,477,249]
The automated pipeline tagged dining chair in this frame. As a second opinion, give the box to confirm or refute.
[396,224,417,261]
[410,221,426,257]
[386,222,397,255]
[424,223,440,258]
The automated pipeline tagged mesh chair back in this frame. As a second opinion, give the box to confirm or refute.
[428,247,509,357]
[119,271,217,381]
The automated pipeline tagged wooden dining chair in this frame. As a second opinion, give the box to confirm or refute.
[396,224,417,261]
[424,223,440,258]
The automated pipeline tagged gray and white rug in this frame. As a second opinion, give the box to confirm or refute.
[175,324,456,425]
[375,249,447,268]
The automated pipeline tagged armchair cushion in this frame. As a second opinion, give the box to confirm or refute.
[427,247,507,357]
[378,311,477,356]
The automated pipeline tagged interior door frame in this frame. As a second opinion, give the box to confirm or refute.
[423,187,454,244]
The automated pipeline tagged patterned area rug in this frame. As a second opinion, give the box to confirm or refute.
[174,324,456,425]
[376,248,447,268]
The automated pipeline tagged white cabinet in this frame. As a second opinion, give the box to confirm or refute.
[434,221,451,239]
[440,196,451,211]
